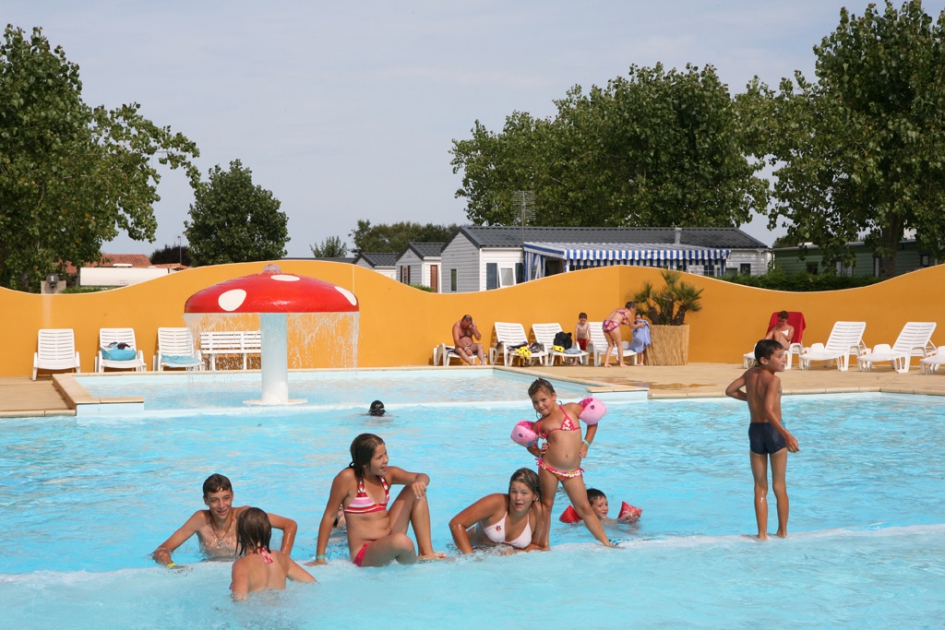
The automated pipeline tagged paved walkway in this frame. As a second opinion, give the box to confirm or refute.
[1,363,943,417]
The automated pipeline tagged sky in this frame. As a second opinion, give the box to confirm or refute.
[9,0,945,257]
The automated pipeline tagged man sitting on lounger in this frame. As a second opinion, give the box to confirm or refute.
[452,314,488,365]
[152,473,298,568]
[765,311,795,350]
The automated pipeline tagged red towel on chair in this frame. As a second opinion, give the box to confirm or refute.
[767,312,806,345]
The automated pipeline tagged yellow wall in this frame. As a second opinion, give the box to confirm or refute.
[3,261,943,377]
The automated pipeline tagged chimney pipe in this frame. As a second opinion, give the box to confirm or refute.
[674,227,682,245]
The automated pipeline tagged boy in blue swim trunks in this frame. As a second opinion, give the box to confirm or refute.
[725,339,799,540]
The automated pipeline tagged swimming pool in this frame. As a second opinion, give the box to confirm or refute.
[1,376,943,628]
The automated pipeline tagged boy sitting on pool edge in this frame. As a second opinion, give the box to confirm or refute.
[153,473,298,568]
[725,339,799,540]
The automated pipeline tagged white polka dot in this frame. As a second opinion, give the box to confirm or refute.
[218,289,247,311]
[335,286,358,306]
[271,274,300,282]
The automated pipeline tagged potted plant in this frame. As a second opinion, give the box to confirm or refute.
[631,269,703,365]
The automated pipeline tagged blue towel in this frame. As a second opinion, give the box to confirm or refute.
[630,321,651,353]
[162,354,200,366]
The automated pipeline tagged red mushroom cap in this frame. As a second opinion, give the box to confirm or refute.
[184,266,359,314]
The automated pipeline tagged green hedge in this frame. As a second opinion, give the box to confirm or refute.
[720,271,881,292]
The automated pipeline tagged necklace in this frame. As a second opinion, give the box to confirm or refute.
[210,513,234,547]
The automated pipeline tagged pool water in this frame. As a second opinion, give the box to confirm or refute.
[1,384,943,628]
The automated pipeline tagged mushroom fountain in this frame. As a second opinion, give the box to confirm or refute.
[184,264,359,405]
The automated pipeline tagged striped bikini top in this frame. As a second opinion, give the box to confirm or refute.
[343,475,390,515]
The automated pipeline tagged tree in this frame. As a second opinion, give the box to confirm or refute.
[742,1,945,279]
[310,235,348,258]
[450,64,768,228]
[0,26,200,291]
[150,243,191,266]
[184,160,289,265]
[349,220,458,254]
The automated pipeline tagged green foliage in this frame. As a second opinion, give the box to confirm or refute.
[184,160,288,266]
[631,270,703,326]
[451,64,768,228]
[150,243,191,266]
[310,235,349,258]
[408,283,433,292]
[60,285,109,294]
[740,0,945,280]
[0,26,200,291]
[720,270,881,291]
[349,220,458,254]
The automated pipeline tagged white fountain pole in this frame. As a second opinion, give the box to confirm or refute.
[260,312,289,404]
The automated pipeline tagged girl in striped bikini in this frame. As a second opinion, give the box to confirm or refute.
[313,433,446,567]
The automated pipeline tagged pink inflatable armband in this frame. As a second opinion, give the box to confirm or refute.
[578,397,607,425]
[511,420,538,447]
[618,501,643,522]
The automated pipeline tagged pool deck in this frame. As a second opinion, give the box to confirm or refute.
[2,362,943,417]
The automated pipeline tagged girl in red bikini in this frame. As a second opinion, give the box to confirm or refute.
[521,378,616,548]
[313,433,446,567]
[602,302,636,367]
[229,507,315,600]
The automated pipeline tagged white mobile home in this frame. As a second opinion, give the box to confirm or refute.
[354,252,398,280]
[395,242,443,291]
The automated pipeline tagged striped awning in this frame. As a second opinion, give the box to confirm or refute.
[523,242,731,280]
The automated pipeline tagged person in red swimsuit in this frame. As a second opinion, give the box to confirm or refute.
[521,378,617,549]
[602,302,636,367]
[313,433,447,567]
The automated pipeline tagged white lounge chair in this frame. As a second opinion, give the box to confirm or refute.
[920,352,945,375]
[490,322,547,366]
[32,328,81,380]
[587,321,638,367]
[532,323,588,366]
[434,343,480,366]
[857,322,937,373]
[798,321,867,371]
[153,327,204,371]
[95,328,147,373]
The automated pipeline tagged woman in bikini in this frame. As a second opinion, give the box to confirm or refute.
[449,468,546,554]
[230,507,315,600]
[313,433,446,567]
[602,302,636,367]
[520,378,616,548]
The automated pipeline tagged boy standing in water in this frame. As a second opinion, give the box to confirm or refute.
[725,339,799,539]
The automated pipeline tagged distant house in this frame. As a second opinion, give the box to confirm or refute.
[353,252,397,280]
[438,226,770,293]
[62,253,172,288]
[773,238,936,277]
[394,242,444,291]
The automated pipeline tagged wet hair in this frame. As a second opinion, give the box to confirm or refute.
[369,400,386,416]
[349,433,385,481]
[754,339,784,363]
[625,301,635,309]
[777,310,789,321]
[527,377,555,397]
[509,468,541,499]
[236,507,271,556]
[586,488,606,503]
[202,473,232,497]
[578,312,587,319]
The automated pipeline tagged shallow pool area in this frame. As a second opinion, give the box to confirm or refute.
[1,372,944,628]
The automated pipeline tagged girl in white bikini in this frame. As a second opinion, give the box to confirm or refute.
[449,468,546,553]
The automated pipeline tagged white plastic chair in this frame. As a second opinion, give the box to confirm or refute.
[32,329,81,380]
[95,328,146,373]
[532,323,588,366]
[153,327,204,371]
[798,322,867,371]
[857,322,937,373]
[587,321,637,367]
[490,322,546,366]
[434,343,480,366]
[920,352,945,375]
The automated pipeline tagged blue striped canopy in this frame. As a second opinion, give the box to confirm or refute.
[522,242,731,280]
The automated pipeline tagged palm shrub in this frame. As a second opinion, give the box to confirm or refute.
[631,269,703,325]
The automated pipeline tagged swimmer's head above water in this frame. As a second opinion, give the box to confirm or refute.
[369,400,386,416]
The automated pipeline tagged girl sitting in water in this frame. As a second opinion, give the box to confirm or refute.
[448,468,546,554]
[230,507,316,601]
[521,378,616,548]
[313,433,447,567]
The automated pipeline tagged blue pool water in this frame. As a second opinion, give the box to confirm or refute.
[1,376,944,628]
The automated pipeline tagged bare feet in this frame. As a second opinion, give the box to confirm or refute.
[742,533,768,541]
[418,552,451,561]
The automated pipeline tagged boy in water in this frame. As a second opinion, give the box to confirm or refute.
[152,473,298,567]
[725,339,799,539]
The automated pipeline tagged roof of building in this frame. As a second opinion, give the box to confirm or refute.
[403,241,444,259]
[354,252,398,268]
[62,253,154,274]
[445,226,768,250]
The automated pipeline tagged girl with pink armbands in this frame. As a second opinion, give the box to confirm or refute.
[511,378,617,548]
